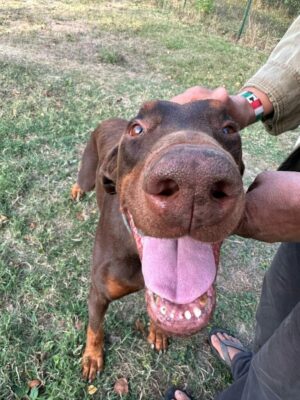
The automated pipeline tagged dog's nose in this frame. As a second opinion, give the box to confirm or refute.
[145,177,180,197]
[145,174,236,201]
[142,145,243,226]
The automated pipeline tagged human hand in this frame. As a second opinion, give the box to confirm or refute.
[171,86,228,105]
[234,171,300,243]
[171,86,256,129]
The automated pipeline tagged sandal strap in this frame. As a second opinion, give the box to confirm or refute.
[219,340,232,366]
[221,338,248,353]
[219,338,247,365]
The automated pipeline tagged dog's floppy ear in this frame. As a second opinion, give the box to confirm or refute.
[100,145,119,195]
[77,118,128,194]
[77,130,99,192]
[278,146,300,172]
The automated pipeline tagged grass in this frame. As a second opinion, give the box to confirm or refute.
[96,48,126,66]
[0,1,298,399]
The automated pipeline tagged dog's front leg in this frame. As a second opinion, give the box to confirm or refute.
[147,319,169,352]
[82,285,108,382]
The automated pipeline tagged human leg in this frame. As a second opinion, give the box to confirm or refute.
[254,242,300,351]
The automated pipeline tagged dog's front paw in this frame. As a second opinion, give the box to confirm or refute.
[71,183,85,201]
[147,320,168,352]
[82,349,104,382]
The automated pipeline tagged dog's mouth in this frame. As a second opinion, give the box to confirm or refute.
[126,213,221,336]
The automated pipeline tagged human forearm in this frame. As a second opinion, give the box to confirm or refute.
[234,171,300,243]
[242,16,300,135]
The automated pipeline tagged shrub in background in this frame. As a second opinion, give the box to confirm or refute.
[261,0,299,15]
[194,0,215,14]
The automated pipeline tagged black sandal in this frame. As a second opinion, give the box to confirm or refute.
[208,328,249,368]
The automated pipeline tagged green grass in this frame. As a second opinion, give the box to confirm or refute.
[96,48,126,66]
[0,1,298,399]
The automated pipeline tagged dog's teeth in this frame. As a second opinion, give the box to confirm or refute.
[170,312,175,319]
[160,306,167,315]
[199,294,208,307]
[184,310,192,320]
[193,307,202,318]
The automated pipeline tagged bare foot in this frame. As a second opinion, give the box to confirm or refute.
[165,387,192,400]
[172,390,191,400]
[211,332,244,365]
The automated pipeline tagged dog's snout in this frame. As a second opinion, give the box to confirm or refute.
[142,145,243,235]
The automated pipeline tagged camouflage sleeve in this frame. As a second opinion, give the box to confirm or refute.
[243,16,300,135]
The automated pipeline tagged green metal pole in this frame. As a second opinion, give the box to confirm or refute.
[237,0,253,41]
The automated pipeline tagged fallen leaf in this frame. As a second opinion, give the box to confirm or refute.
[88,385,98,395]
[44,90,53,97]
[29,222,37,230]
[28,379,41,389]
[76,211,88,221]
[114,378,129,395]
[0,215,8,226]
[12,89,21,96]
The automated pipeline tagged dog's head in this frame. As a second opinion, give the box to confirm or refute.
[101,100,245,335]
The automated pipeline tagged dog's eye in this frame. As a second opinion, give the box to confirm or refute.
[222,124,237,135]
[129,124,144,137]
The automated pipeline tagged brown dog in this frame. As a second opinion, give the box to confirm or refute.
[72,100,245,381]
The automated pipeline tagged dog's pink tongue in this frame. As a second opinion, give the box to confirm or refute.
[141,236,216,304]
